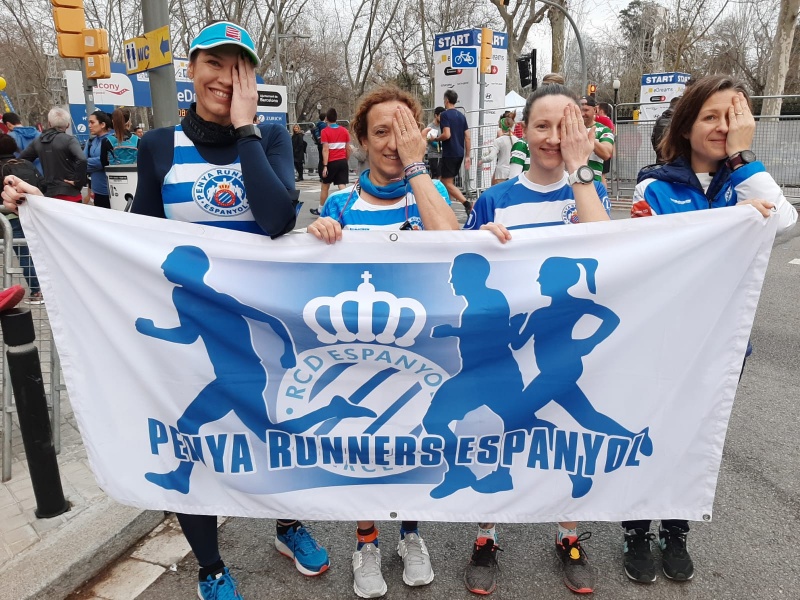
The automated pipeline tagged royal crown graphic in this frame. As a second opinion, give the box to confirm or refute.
[303,271,426,347]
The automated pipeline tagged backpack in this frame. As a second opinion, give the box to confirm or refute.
[1,158,46,193]
[108,134,139,165]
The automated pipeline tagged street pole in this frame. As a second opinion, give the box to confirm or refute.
[81,59,95,117]
[142,0,178,128]
[273,0,282,85]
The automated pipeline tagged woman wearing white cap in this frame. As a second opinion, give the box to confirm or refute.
[130,21,328,600]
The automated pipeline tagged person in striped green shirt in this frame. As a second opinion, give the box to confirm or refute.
[580,96,614,183]
[508,137,530,178]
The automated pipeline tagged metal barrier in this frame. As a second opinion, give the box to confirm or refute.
[611,96,800,206]
[0,212,63,482]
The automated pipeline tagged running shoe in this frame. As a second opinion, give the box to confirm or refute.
[352,542,387,598]
[397,532,434,586]
[274,524,330,576]
[659,526,694,581]
[464,537,501,595]
[26,291,44,305]
[309,207,320,216]
[623,528,657,583]
[197,567,242,600]
[555,532,595,593]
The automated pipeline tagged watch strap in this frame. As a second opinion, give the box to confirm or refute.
[234,124,262,140]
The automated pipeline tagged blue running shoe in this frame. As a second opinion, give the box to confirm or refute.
[275,525,330,576]
[197,567,242,600]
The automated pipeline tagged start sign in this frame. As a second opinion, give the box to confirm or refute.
[124,25,172,75]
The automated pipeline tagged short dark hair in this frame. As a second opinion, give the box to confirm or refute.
[434,106,445,116]
[580,95,597,107]
[660,75,749,163]
[2,112,21,126]
[444,89,458,105]
[0,133,19,154]
[522,84,580,125]
[598,102,612,115]
[325,108,338,123]
[318,111,326,121]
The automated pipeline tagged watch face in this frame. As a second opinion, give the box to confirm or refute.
[740,150,756,163]
[577,165,594,183]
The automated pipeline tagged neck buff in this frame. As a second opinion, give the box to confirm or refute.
[180,103,237,147]
[359,169,408,200]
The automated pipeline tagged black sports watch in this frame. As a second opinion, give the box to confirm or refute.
[234,124,262,140]
[725,150,755,171]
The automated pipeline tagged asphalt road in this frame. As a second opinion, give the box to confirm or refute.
[137,191,800,599]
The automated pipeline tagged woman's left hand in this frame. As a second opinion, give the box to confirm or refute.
[560,103,594,173]
[737,198,774,217]
[726,92,755,156]
[230,54,259,129]
[393,105,426,167]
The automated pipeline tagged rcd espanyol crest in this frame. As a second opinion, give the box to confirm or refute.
[193,167,249,216]
[274,271,448,478]
[561,202,579,224]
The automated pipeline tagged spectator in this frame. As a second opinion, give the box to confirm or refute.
[19,107,86,203]
[426,106,445,179]
[312,111,327,179]
[596,102,615,131]
[580,95,614,184]
[479,117,516,185]
[291,124,307,181]
[542,72,566,85]
[434,89,472,214]
[84,110,114,208]
[0,133,44,304]
[651,96,681,164]
[108,108,139,165]
[310,108,350,215]
[2,112,40,158]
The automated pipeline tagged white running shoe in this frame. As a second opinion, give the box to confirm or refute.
[397,532,434,586]
[352,543,387,598]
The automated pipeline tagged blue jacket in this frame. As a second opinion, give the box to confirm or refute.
[84,132,114,195]
[9,126,41,172]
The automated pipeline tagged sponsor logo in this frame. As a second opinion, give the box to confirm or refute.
[444,66,463,76]
[258,90,283,107]
[670,198,692,205]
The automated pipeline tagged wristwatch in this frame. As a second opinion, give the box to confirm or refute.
[567,165,594,186]
[234,124,262,140]
[726,150,755,171]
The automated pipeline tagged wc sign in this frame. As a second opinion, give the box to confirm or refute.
[123,26,173,75]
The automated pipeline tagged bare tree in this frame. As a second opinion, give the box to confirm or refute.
[762,0,800,116]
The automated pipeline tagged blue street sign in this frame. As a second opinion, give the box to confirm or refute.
[451,46,478,69]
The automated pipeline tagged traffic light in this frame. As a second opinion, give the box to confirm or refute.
[51,0,110,78]
[517,52,536,89]
[588,83,597,97]
[52,0,85,58]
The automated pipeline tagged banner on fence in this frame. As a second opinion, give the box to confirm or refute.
[20,198,776,522]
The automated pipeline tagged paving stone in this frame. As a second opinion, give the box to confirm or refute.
[3,523,38,546]
[130,526,191,567]
[87,558,166,600]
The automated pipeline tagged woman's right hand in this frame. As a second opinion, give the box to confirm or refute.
[726,92,755,157]
[308,216,343,244]
[560,103,594,173]
[2,176,42,214]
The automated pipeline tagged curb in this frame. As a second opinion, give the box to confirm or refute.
[0,497,164,600]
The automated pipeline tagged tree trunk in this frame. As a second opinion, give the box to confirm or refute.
[548,1,566,74]
[762,0,800,118]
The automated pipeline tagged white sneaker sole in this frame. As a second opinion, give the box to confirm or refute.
[353,578,387,598]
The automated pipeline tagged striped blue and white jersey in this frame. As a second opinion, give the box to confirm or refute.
[161,126,262,234]
[464,173,610,230]
[321,180,450,231]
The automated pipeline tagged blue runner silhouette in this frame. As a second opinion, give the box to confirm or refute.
[136,246,375,493]
[513,257,652,496]
[423,253,553,499]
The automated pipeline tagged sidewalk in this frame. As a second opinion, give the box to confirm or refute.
[0,303,164,600]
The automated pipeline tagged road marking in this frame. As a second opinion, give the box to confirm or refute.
[790,259,800,265]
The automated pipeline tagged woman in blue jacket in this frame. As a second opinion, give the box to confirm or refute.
[84,110,114,208]
[625,75,797,585]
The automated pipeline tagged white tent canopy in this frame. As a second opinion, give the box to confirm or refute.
[505,90,527,108]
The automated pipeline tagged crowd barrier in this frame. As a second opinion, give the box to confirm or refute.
[0,212,63,482]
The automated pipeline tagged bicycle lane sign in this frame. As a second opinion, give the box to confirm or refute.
[451,46,478,69]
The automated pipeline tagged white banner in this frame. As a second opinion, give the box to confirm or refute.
[21,199,776,522]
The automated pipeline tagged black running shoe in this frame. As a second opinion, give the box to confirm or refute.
[309,208,320,216]
[659,526,694,581]
[464,537,501,595]
[623,528,657,583]
[556,532,595,593]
